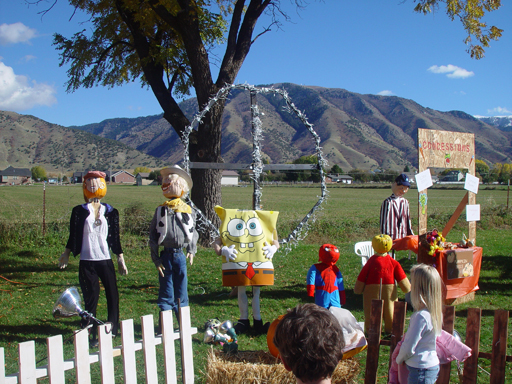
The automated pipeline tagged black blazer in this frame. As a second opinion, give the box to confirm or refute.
[65,203,123,257]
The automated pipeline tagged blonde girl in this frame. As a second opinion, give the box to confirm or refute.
[396,264,443,384]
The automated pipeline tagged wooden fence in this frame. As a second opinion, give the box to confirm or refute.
[365,299,510,384]
[0,307,197,384]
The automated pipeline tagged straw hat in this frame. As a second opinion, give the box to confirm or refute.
[160,165,193,189]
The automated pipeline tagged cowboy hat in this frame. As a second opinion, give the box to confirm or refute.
[160,165,193,189]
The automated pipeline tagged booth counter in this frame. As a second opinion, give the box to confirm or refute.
[435,247,482,300]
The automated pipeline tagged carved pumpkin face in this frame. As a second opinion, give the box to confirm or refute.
[83,176,107,201]
[372,234,393,254]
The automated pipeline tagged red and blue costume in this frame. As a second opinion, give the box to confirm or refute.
[307,244,346,308]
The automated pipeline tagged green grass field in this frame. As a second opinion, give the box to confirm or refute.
[0,183,511,383]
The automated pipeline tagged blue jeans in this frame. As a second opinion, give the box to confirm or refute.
[407,365,439,384]
[157,248,188,315]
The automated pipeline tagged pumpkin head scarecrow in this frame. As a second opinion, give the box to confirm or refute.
[148,165,198,318]
[58,170,127,347]
[213,206,279,335]
[306,244,346,308]
[354,234,410,333]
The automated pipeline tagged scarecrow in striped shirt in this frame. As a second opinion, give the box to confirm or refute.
[380,173,414,241]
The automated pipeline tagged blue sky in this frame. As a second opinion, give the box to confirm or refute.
[1,1,510,127]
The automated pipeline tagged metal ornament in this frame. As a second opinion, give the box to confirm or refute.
[203,318,238,353]
[219,320,233,334]
[52,287,104,325]
[181,83,328,252]
[203,328,216,343]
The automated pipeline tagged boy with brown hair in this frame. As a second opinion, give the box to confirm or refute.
[273,303,345,384]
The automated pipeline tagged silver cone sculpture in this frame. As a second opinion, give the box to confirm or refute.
[53,287,103,324]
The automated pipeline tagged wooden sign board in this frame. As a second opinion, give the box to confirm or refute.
[418,129,475,170]
[417,129,476,264]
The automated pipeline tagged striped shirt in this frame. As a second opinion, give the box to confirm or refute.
[380,194,414,240]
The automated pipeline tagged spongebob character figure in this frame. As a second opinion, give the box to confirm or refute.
[214,206,279,335]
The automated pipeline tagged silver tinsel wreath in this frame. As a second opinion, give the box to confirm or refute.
[181,83,328,253]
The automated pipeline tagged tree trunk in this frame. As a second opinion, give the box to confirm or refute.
[189,102,225,244]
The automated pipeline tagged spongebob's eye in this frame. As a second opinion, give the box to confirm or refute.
[227,219,246,237]
[246,217,262,236]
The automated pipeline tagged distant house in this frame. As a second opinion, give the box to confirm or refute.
[326,174,353,184]
[72,171,87,184]
[136,172,154,186]
[0,166,32,185]
[439,171,464,183]
[403,172,416,184]
[221,170,239,186]
[73,170,135,184]
[110,170,135,184]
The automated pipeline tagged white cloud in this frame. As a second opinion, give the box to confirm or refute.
[0,61,57,110]
[0,23,37,45]
[487,107,512,116]
[22,55,37,62]
[427,64,474,79]
[377,90,393,96]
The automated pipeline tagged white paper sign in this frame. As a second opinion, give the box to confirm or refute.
[466,204,481,222]
[464,173,480,194]
[415,169,433,191]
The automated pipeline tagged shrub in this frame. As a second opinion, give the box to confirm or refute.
[122,204,151,237]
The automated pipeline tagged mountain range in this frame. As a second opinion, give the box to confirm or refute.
[1,83,511,174]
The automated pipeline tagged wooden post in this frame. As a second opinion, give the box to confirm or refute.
[98,324,115,384]
[388,301,407,370]
[507,179,510,210]
[462,308,481,384]
[42,183,46,236]
[141,314,159,384]
[365,300,383,384]
[161,310,177,384]
[442,192,469,238]
[437,306,455,384]
[47,334,65,384]
[120,319,139,384]
[18,341,37,384]
[490,310,509,384]
[74,325,91,384]
[179,306,196,384]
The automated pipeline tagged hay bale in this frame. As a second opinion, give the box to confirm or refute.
[205,348,360,384]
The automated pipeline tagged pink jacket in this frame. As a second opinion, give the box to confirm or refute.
[389,331,472,384]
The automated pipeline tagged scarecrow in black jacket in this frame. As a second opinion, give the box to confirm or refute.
[58,171,128,346]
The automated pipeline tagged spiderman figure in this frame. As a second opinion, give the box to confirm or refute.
[306,244,346,309]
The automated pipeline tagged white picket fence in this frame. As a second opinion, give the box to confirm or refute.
[0,307,198,384]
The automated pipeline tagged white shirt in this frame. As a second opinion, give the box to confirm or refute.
[396,309,439,368]
[80,204,110,261]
